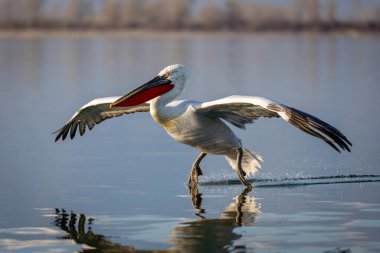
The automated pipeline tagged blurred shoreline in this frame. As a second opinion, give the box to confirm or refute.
[1,0,379,36]
[0,28,378,39]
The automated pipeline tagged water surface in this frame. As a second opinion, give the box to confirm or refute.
[0,32,379,252]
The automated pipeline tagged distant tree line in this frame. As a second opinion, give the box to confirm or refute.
[0,0,379,32]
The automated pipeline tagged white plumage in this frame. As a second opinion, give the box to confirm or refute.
[55,64,351,187]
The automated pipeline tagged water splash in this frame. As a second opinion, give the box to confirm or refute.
[201,174,380,187]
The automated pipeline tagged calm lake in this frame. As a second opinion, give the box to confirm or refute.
[0,32,379,253]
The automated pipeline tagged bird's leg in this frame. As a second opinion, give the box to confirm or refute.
[187,152,207,185]
[236,148,251,187]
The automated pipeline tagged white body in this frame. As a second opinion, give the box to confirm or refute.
[151,100,241,155]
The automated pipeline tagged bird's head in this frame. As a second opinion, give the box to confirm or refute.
[110,64,190,108]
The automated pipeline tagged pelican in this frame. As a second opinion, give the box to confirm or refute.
[55,64,352,187]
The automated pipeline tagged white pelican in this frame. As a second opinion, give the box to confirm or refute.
[55,64,351,187]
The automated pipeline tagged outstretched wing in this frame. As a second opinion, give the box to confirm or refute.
[196,95,352,153]
[54,96,150,141]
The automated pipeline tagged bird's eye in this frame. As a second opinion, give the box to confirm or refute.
[162,72,169,79]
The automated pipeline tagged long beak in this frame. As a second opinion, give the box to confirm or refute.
[110,76,173,108]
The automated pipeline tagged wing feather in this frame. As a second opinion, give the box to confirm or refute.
[54,96,150,141]
[197,96,279,128]
[70,121,79,140]
[79,122,86,136]
[196,95,351,152]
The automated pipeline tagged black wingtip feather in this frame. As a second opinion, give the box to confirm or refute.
[70,122,79,140]
[53,126,66,142]
[303,110,352,149]
[54,132,61,142]
[286,106,352,153]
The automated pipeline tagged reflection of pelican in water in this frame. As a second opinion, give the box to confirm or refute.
[221,187,260,226]
[53,187,259,252]
[169,186,259,252]
[55,64,351,187]
[188,185,259,226]
[54,209,137,252]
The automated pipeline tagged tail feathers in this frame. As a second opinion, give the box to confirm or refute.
[225,148,263,177]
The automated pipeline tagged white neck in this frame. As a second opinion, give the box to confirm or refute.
[150,83,183,123]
